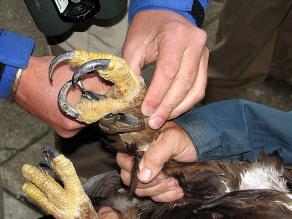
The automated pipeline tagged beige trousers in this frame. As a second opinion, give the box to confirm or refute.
[206,0,292,102]
[51,11,128,56]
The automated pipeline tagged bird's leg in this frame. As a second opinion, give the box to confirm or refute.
[22,146,99,219]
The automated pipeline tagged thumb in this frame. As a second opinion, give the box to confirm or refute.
[137,133,177,183]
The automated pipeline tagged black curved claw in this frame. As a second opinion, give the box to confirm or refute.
[58,80,80,120]
[49,51,75,80]
[77,80,85,90]
[39,146,60,178]
[81,91,107,100]
[76,80,107,100]
[72,59,110,84]
[38,160,52,173]
[41,146,60,160]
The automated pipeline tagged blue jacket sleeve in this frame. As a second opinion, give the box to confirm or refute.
[175,99,292,164]
[0,29,35,100]
[129,0,208,26]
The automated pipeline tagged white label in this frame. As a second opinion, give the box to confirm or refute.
[54,0,69,13]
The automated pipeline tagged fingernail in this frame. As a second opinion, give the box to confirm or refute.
[142,106,155,116]
[139,168,152,182]
[149,117,163,129]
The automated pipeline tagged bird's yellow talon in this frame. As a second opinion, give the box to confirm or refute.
[49,50,145,124]
[21,147,99,219]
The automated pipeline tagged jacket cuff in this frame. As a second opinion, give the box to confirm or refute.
[129,0,208,26]
[175,109,225,161]
[175,100,254,161]
[0,29,35,100]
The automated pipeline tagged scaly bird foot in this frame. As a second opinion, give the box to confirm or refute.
[49,50,146,125]
[22,146,99,219]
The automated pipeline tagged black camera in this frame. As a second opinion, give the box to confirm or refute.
[24,0,127,36]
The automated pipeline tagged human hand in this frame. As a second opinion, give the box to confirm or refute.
[15,56,110,138]
[123,10,209,129]
[117,121,197,202]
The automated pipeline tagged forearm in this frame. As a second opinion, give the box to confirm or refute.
[175,99,292,164]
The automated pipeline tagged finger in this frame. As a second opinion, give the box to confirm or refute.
[55,127,83,138]
[122,34,146,75]
[51,154,84,196]
[141,36,185,118]
[137,132,180,183]
[170,47,209,119]
[120,169,131,186]
[123,48,144,76]
[98,207,120,219]
[116,153,134,171]
[135,177,180,197]
[152,187,184,203]
[22,164,66,207]
[22,182,61,218]
[148,45,204,129]
[120,168,168,189]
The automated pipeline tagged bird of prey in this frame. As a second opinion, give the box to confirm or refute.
[21,51,292,219]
